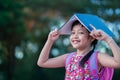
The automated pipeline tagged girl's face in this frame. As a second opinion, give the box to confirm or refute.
[70,24,92,50]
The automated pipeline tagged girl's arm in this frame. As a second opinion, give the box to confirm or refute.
[37,29,67,68]
[90,29,120,68]
[98,36,120,68]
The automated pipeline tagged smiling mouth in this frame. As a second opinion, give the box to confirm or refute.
[72,40,80,44]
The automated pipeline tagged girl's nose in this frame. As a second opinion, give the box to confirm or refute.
[74,33,79,38]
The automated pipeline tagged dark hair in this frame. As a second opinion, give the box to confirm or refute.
[79,40,98,68]
[71,20,98,68]
[71,20,82,30]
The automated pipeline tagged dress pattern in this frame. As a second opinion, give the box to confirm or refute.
[65,54,93,80]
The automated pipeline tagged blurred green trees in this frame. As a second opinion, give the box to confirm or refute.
[0,0,120,80]
[0,0,25,80]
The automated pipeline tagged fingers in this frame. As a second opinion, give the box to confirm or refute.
[50,28,59,36]
[50,28,57,33]
[89,24,102,38]
[91,31,101,38]
[89,24,110,40]
[90,30,104,41]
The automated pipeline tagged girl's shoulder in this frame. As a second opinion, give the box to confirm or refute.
[65,52,76,66]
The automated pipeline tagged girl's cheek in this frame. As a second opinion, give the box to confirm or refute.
[69,35,72,40]
[69,38,72,44]
[69,37,73,44]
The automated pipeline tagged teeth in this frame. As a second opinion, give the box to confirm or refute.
[74,41,78,44]
[73,40,79,44]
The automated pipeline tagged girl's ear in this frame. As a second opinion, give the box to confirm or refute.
[89,36,95,42]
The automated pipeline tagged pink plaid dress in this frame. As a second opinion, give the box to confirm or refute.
[65,53,93,80]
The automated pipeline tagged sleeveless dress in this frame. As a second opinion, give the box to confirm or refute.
[65,53,95,80]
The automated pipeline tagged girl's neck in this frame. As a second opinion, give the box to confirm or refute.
[76,47,91,56]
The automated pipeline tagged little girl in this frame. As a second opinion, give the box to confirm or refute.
[37,19,120,80]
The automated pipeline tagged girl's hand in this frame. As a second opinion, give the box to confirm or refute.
[48,28,60,42]
[89,24,111,41]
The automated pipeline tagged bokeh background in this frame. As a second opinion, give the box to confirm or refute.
[0,0,120,80]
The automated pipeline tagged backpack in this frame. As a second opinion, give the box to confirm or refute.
[65,51,114,80]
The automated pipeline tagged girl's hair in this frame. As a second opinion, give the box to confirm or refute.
[71,20,83,29]
[71,20,98,68]
[80,40,97,68]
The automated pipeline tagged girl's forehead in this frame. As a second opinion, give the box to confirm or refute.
[72,24,88,31]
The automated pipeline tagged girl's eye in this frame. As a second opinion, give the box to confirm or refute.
[71,31,84,35]
[71,31,75,34]
[79,32,84,34]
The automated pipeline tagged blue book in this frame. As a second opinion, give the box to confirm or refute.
[59,13,115,38]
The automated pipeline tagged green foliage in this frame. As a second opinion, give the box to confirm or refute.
[0,0,25,41]
[0,0,25,80]
[113,69,120,79]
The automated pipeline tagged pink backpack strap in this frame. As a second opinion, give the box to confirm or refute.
[90,51,99,80]
[90,51,114,80]
[65,52,76,68]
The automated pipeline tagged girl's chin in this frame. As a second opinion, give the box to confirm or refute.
[72,45,80,49]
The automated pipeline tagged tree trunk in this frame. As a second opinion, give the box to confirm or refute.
[5,44,16,80]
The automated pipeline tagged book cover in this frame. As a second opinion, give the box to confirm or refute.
[59,13,115,38]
